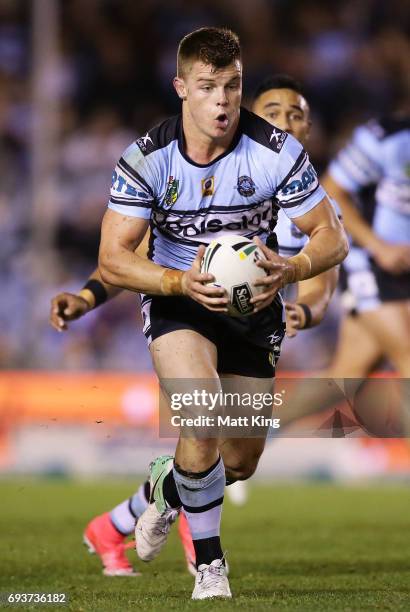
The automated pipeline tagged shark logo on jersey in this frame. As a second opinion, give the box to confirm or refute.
[163,176,179,209]
[136,132,154,152]
[237,175,256,197]
[269,128,288,153]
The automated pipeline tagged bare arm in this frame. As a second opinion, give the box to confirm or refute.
[321,173,410,274]
[251,197,347,312]
[98,211,164,292]
[98,210,228,310]
[285,267,338,337]
[321,174,376,250]
[50,229,153,331]
[296,267,338,322]
[49,265,124,331]
[290,197,348,279]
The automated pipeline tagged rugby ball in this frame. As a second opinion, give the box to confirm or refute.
[201,235,267,317]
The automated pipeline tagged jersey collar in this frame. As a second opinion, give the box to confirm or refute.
[177,112,243,168]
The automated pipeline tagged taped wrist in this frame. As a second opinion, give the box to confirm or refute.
[160,269,184,296]
[78,279,108,309]
[284,252,312,284]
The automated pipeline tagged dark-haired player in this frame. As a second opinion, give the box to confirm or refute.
[252,74,340,335]
[51,27,347,599]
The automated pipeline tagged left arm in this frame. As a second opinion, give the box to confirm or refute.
[287,197,348,280]
[285,267,338,337]
[252,197,348,311]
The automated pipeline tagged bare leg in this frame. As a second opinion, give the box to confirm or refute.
[355,301,410,377]
[150,329,220,472]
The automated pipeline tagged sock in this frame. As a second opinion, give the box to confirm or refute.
[110,480,150,535]
[163,469,182,508]
[225,477,237,486]
[173,456,225,567]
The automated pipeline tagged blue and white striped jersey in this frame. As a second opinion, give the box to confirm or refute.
[108,108,326,270]
[328,116,410,244]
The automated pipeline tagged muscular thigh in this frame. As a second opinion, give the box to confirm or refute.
[150,329,218,379]
[151,330,221,472]
[358,301,410,376]
[328,315,383,378]
[218,374,274,472]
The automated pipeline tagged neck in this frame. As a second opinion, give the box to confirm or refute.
[181,105,239,165]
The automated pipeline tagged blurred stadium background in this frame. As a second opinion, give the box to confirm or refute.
[0,0,409,479]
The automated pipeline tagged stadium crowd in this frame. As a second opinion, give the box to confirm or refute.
[1,0,409,370]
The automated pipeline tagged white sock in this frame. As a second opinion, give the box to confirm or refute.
[110,481,149,535]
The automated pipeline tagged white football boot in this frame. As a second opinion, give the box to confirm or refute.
[191,559,232,600]
[135,455,179,562]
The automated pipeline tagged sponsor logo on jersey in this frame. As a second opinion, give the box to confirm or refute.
[201,176,215,197]
[152,204,271,239]
[231,283,253,315]
[269,128,288,153]
[136,132,154,153]
[163,176,179,209]
[281,164,317,196]
[237,175,256,197]
[111,170,151,199]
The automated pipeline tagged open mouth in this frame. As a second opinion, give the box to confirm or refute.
[215,113,229,129]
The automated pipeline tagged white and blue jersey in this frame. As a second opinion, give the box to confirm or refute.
[328,115,410,311]
[108,107,326,271]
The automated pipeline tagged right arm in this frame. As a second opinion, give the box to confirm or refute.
[322,120,410,274]
[49,267,121,332]
[99,209,228,310]
[50,230,152,332]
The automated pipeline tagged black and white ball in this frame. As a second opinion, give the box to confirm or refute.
[201,234,267,317]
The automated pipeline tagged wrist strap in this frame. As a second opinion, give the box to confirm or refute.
[160,269,184,295]
[79,279,108,309]
[282,252,312,285]
[297,303,313,329]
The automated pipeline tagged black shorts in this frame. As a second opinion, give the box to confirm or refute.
[140,294,286,378]
[340,248,410,315]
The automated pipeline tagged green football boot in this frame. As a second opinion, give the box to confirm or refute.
[135,455,179,561]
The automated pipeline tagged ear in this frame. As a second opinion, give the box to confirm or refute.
[173,76,187,100]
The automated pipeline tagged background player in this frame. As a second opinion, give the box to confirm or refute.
[321,115,410,378]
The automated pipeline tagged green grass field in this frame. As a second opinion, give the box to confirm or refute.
[1,479,410,611]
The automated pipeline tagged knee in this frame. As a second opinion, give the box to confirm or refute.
[224,453,262,482]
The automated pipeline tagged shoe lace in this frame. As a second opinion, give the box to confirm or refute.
[198,558,226,585]
[154,509,179,536]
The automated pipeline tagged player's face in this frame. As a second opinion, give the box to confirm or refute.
[252,88,311,145]
[174,60,242,140]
